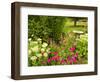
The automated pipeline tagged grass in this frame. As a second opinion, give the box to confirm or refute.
[63,26,87,33]
[63,20,87,33]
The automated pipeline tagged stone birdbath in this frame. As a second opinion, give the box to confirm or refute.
[73,30,84,39]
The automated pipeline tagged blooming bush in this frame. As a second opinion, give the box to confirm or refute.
[28,38,50,66]
[75,34,88,63]
[28,37,82,66]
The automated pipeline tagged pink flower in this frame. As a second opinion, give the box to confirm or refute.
[61,59,65,64]
[72,56,77,63]
[69,59,73,64]
[69,47,75,52]
[67,56,71,60]
[51,56,55,61]
[47,58,51,63]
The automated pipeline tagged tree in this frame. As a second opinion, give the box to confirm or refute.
[68,17,87,27]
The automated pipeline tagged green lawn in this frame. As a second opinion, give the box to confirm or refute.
[63,26,87,33]
[63,20,87,33]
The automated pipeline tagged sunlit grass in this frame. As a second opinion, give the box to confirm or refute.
[63,20,87,33]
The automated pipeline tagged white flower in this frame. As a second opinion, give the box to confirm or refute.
[31,46,38,52]
[28,50,32,55]
[32,41,38,45]
[36,53,42,58]
[42,42,48,48]
[41,48,45,52]
[28,38,31,41]
[31,34,34,37]
[37,38,42,44]
[37,38,42,41]
[30,41,38,46]
[30,56,37,61]
[43,53,48,57]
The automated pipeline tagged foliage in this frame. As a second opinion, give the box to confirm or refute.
[75,34,88,63]
[28,15,65,44]
[28,38,50,66]
[67,17,87,27]
[28,38,79,66]
[28,15,88,66]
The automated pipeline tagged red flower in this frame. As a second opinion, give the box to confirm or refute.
[51,55,60,61]
[69,47,75,52]
[53,52,58,55]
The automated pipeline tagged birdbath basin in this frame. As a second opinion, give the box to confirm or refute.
[73,30,84,38]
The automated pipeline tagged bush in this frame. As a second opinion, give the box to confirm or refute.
[28,15,66,44]
[76,34,88,62]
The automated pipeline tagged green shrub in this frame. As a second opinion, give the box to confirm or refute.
[28,15,66,44]
[76,34,88,60]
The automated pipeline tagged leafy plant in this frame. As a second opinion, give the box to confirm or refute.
[76,34,88,63]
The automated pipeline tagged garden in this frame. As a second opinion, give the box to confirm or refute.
[28,15,88,66]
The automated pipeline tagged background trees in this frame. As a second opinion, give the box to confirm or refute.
[67,17,87,27]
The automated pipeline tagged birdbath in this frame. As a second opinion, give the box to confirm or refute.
[73,30,84,39]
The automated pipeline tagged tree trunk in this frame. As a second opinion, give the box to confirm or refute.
[74,20,77,27]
